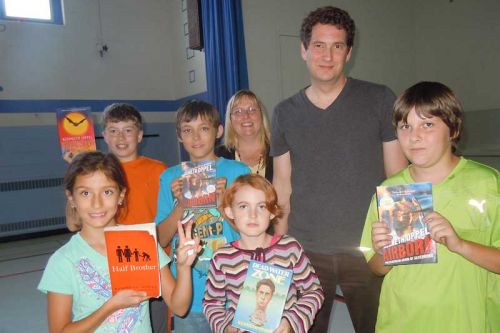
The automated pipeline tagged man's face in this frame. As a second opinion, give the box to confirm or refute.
[301,23,352,86]
[256,284,273,309]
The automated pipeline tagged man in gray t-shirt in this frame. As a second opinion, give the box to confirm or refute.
[270,6,407,333]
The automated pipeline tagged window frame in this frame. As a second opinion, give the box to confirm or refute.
[0,0,64,25]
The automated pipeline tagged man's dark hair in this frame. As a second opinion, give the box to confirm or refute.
[300,6,356,49]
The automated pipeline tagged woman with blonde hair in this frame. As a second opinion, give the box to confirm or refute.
[216,90,273,181]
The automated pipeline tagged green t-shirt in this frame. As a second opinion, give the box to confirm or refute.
[360,158,499,333]
[38,233,170,333]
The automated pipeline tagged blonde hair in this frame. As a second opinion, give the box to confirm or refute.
[223,90,271,154]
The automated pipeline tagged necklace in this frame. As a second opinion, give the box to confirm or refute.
[236,151,264,175]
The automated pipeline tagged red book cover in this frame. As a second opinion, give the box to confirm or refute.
[181,160,217,209]
[104,223,161,297]
[56,107,96,156]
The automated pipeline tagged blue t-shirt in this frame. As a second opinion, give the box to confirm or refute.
[155,157,250,313]
[38,233,170,333]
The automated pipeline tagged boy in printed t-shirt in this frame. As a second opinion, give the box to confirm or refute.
[154,100,250,333]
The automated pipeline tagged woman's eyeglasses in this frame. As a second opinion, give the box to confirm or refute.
[231,107,259,118]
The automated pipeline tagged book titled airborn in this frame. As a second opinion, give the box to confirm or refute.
[56,107,96,156]
[233,260,293,333]
[181,160,217,209]
[104,223,161,297]
[376,182,437,266]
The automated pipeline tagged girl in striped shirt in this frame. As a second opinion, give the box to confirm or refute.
[203,174,324,333]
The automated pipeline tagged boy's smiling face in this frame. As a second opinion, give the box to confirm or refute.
[178,115,223,162]
[103,120,143,162]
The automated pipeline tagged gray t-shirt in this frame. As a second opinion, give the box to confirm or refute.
[270,78,397,254]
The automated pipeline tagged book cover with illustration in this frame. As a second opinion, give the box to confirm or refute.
[56,107,96,156]
[104,223,161,297]
[376,182,437,266]
[233,261,293,333]
[181,160,217,209]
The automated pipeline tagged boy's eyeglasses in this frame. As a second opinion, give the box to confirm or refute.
[230,107,259,118]
[105,127,138,137]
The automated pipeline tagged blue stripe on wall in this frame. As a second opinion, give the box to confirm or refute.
[0,92,208,113]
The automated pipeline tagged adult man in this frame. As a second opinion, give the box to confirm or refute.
[271,6,407,333]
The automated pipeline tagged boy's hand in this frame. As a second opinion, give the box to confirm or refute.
[224,325,242,333]
[107,289,149,312]
[175,221,201,267]
[63,151,77,164]
[170,178,184,208]
[216,177,227,207]
[426,212,463,253]
[274,318,292,333]
[371,221,392,255]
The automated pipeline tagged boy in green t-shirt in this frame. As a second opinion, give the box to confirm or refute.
[360,81,499,332]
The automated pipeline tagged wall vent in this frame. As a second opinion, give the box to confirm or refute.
[0,178,63,192]
[0,216,66,237]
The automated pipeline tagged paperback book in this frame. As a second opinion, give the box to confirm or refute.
[104,223,161,297]
[376,182,437,266]
[56,107,96,156]
[181,160,217,209]
[233,260,293,333]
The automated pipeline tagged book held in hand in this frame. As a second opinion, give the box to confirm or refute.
[56,107,96,156]
[181,160,217,209]
[376,182,437,266]
[104,223,161,297]
[233,260,293,333]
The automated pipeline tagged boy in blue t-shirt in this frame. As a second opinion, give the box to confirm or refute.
[155,100,250,333]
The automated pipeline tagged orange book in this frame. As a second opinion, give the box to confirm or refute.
[104,223,161,297]
[56,107,96,156]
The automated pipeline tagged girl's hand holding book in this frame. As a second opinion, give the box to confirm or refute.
[273,318,292,333]
[371,221,392,255]
[106,289,149,312]
[175,221,201,267]
[224,325,242,333]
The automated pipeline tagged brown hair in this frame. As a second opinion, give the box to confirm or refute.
[224,90,271,156]
[176,100,221,138]
[64,151,127,194]
[301,6,356,49]
[394,81,464,149]
[102,103,143,130]
[222,174,283,223]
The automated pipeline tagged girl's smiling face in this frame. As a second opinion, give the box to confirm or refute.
[67,171,125,229]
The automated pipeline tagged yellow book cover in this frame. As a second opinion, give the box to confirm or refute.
[104,223,161,297]
[56,107,96,156]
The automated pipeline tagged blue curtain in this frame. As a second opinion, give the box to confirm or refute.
[201,0,249,124]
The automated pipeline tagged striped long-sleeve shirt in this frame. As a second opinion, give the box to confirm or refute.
[203,234,324,333]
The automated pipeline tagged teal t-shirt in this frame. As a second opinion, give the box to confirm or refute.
[360,158,500,333]
[154,157,250,313]
[38,233,170,333]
